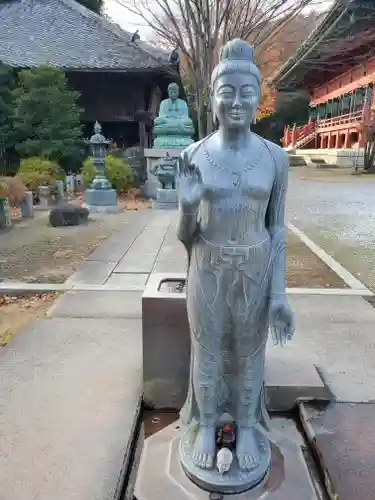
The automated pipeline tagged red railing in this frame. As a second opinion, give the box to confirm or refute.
[316,110,363,130]
[283,109,366,148]
[283,120,316,148]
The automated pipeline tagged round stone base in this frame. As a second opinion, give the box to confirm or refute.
[179,425,271,495]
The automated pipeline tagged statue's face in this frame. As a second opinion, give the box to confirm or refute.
[168,84,179,100]
[213,72,260,130]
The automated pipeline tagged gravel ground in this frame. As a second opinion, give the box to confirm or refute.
[287,167,375,292]
[0,207,151,283]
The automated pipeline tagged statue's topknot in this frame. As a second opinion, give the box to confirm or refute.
[211,38,260,87]
[219,39,255,63]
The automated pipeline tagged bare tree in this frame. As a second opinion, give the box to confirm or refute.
[117,0,324,138]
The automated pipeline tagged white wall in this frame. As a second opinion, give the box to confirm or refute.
[296,148,364,168]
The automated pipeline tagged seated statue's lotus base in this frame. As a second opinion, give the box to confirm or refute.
[180,423,271,494]
[152,188,178,210]
[154,136,194,149]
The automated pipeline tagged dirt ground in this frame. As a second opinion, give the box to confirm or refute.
[0,293,58,349]
[0,198,151,283]
[286,230,346,288]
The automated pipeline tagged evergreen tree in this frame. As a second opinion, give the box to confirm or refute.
[0,0,103,14]
[0,62,15,155]
[75,0,103,13]
[13,65,84,162]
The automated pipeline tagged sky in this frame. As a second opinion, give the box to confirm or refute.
[104,0,334,40]
[105,0,152,36]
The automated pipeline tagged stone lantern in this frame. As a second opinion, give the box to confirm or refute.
[84,121,119,212]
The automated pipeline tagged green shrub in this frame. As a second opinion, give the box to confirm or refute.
[82,157,97,187]
[82,155,133,194]
[105,155,133,194]
[17,157,65,196]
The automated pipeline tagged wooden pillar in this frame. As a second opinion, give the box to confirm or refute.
[344,130,349,149]
[291,124,297,146]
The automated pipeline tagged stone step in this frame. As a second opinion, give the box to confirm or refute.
[288,154,307,167]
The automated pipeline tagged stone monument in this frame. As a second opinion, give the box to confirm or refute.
[84,121,119,213]
[150,153,178,209]
[136,39,296,498]
[144,83,195,198]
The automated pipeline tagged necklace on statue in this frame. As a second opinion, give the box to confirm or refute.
[203,146,263,187]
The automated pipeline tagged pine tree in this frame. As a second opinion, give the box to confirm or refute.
[13,65,84,162]
[0,62,15,154]
[0,0,104,14]
[74,0,104,13]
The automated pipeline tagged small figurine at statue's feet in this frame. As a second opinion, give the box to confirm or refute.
[177,38,295,495]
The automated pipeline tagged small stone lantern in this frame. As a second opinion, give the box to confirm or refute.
[83,121,119,212]
[85,121,112,189]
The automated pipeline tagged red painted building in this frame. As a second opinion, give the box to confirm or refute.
[272,0,375,151]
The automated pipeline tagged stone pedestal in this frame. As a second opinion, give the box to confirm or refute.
[84,188,121,213]
[20,191,34,219]
[135,422,321,500]
[144,148,183,199]
[55,180,65,202]
[0,197,12,229]
[152,188,178,210]
[39,185,51,209]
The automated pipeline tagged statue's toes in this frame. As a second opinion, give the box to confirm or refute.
[204,453,214,469]
[247,454,259,470]
[192,451,201,467]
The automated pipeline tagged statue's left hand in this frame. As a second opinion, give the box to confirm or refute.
[269,294,295,346]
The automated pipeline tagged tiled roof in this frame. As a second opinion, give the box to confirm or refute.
[0,0,172,71]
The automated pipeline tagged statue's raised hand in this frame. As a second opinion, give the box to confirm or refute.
[178,151,204,211]
[269,294,295,347]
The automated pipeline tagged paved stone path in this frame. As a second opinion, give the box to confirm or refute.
[65,210,186,290]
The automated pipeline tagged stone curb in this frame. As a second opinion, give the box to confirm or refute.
[2,280,372,297]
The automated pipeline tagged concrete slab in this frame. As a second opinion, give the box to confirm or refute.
[114,214,172,274]
[152,217,187,274]
[65,260,116,286]
[265,354,331,412]
[135,420,323,500]
[87,212,150,262]
[300,401,375,500]
[285,295,375,402]
[105,272,148,290]
[0,317,142,500]
[48,290,142,318]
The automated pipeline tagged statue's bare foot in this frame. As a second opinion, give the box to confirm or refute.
[236,427,260,471]
[192,425,216,469]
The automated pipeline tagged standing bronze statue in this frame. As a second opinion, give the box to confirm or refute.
[177,39,295,493]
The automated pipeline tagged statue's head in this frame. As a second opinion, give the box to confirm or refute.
[211,39,261,131]
[168,82,179,100]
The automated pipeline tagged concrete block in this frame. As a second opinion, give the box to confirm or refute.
[65,260,116,286]
[0,317,142,500]
[105,273,149,290]
[48,290,142,318]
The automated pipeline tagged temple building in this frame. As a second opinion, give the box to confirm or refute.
[0,0,181,148]
[271,0,375,166]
